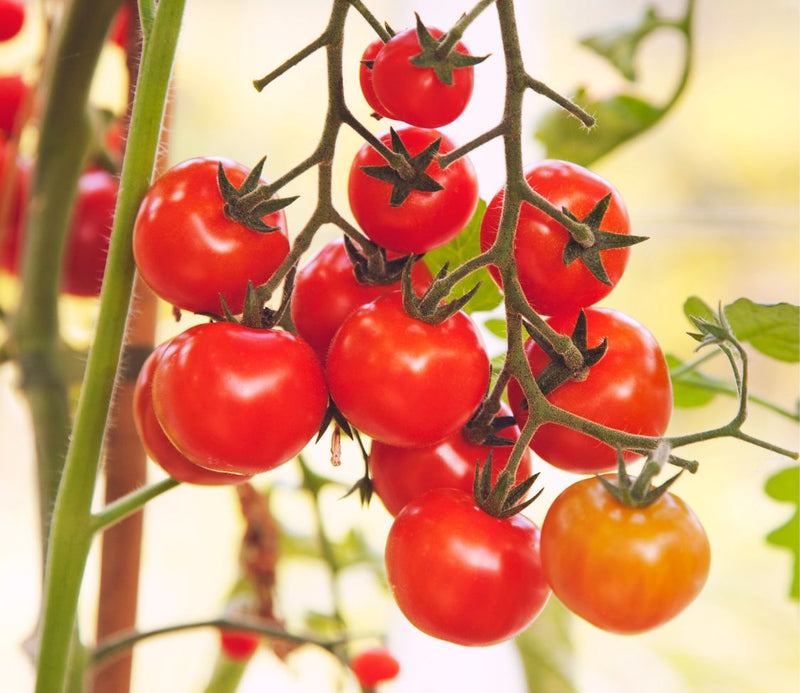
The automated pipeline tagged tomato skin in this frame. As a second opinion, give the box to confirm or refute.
[133,157,290,315]
[359,39,394,119]
[350,648,400,689]
[0,74,27,135]
[371,27,473,128]
[480,160,631,317]
[219,630,259,661]
[326,291,490,448]
[152,322,328,475]
[541,476,711,634]
[0,140,28,272]
[133,341,250,486]
[370,404,533,517]
[290,237,432,361]
[0,0,25,42]
[348,127,478,255]
[385,488,550,646]
[507,307,672,474]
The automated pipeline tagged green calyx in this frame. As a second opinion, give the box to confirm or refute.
[361,128,444,206]
[408,14,488,86]
[342,235,421,287]
[473,452,542,519]
[562,193,648,285]
[401,257,481,325]
[218,157,298,233]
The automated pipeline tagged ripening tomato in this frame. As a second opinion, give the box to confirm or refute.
[152,322,328,475]
[480,160,632,317]
[348,127,478,254]
[290,237,432,361]
[133,341,251,486]
[359,38,394,119]
[371,26,474,128]
[350,648,400,689]
[385,488,550,646]
[0,0,25,42]
[541,476,711,634]
[370,404,533,516]
[508,307,672,474]
[0,74,28,135]
[326,291,490,448]
[133,157,290,315]
[219,630,259,661]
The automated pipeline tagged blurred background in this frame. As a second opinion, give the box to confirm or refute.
[0,0,797,691]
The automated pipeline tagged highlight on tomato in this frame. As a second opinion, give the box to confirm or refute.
[385,487,550,646]
[507,307,672,474]
[540,475,711,634]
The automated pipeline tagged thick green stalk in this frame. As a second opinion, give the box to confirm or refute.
[34,1,186,691]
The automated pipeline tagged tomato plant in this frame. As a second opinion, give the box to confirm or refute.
[151,322,328,475]
[480,159,634,317]
[508,307,673,473]
[540,475,711,634]
[0,0,24,42]
[347,126,478,254]
[326,291,490,448]
[385,487,550,646]
[349,648,400,689]
[133,156,290,315]
[219,629,260,661]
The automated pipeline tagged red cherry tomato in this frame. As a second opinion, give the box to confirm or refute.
[480,160,631,317]
[133,157,290,315]
[133,341,250,486]
[350,648,400,689]
[348,127,478,254]
[152,322,328,475]
[0,139,28,272]
[108,4,131,51]
[0,74,28,136]
[385,488,550,646]
[0,0,25,42]
[507,307,672,474]
[359,38,394,119]
[370,404,533,517]
[540,476,711,634]
[219,630,259,661]
[371,26,474,128]
[290,237,432,361]
[326,291,490,448]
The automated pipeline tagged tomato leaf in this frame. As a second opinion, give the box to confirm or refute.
[724,299,800,363]
[683,295,717,325]
[423,199,503,314]
[483,317,507,340]
[764,465,800,600]
[666,353,718,408]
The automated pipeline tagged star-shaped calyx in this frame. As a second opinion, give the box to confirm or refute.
[342,235,421,287]
[408,14,488,86]
[562,193,648,285]
[524,310,608,396]
[361,128,444,207]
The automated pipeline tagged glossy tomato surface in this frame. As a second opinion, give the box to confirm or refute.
[507,307,672,473]
[370,404,533,516]
[152,322,327,475]
[326,291,489,448]
[358,38,394,118]
[133,157,289,315]
[371,26,474,128]
[290,237,432,360]
[348,127,478,254]
[480,160,631,317]
[133,341,250,486]
[541,476,711,634]
[385,488,550,646]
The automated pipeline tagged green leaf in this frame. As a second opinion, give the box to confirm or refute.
[724,299,800,363]
[666,354,718,408]
[683,296,716,325]
[423,199,503,314]
[764,466,799,600]
[484,318,507,340]
[535,90,662,167]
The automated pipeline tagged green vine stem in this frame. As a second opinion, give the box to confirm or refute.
[34,0,186,690]
[89,478,180,533]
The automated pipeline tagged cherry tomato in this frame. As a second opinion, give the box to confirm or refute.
[290,237,432,361]
[480,160,631,317]
[371,26,474,128]
[370,404,533,517]
[540,475,711,634]
[133,157,290,315]
[507,307,672,474]
[0,74,28,136]
[219,629,259,661]
[133,341,250,486]
[152,322,328,475]
[326,291,490,448]
[108,4,131,51]
[350,648,400,689]
[348,127,478,254]
[359,38,394,119]
[0,139,28,272]
[385,488,550,646]
[0,0,24,42]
